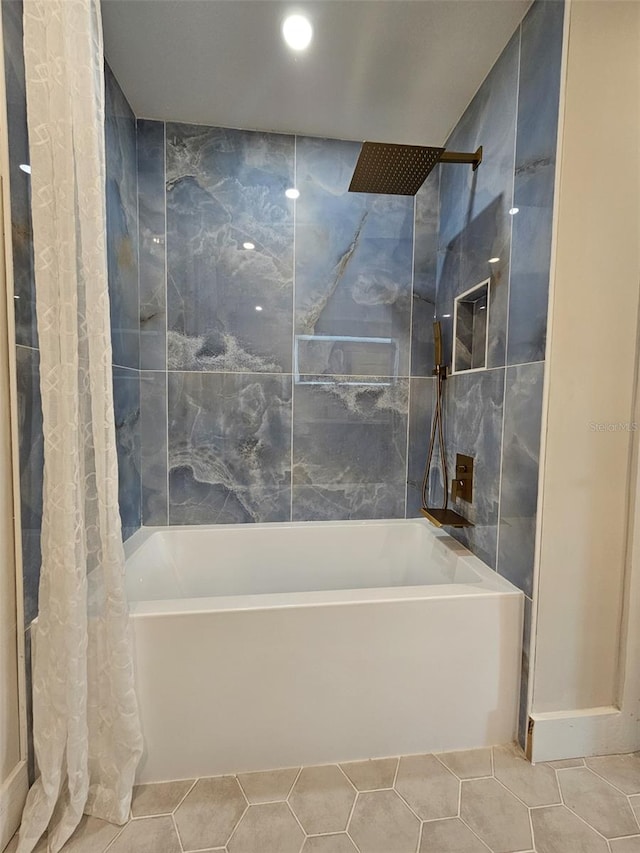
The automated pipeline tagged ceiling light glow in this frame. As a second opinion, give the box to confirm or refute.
[282,14,313,51]
[442,314,451,319]
[509,207,519,215]
[285,188,300,200]
[243,242,256,250]
[488,257,500,264]
[255,305,263,312]
[19,164,31,174]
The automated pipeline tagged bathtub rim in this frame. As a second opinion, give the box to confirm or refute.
[124,517,522,616]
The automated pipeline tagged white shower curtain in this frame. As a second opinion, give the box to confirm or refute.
[16,1,143,851]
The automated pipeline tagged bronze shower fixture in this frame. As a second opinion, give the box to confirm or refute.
[348,141,483,196]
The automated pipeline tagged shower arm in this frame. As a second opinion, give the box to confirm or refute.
[439,146,483,170]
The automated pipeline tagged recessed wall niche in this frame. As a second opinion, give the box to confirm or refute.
[452,280,490,373]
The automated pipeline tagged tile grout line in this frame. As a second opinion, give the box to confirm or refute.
[526,799,535,853]
[163,120,170,527]
[102,820,130,852]
[284,798,307,839]
[392,756,401,788]
[456,810,494,852]
[222,797,250,851]
[391,785,425,824]
[494,19,523,579]
[336,763,359,794]
[290,136,297,524]
[172,778,198,814]
[344,787,359,841]
[547,775,617,847]
[404,193,417,520]
[585,765,640,801]
[170,813,185,853]
[129,360,544,376]
[135,110,142,538]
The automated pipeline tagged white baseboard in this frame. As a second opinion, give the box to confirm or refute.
[0,761,27,851]
[530,706,640,762]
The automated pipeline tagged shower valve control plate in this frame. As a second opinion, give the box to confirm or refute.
[451,453,474,503]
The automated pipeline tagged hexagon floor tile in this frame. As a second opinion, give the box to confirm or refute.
[558,766,639,839]
[174,776,247,851]
[302,834,358,852]
[419,817,488,852]
[228,803,304,853]
[531,805,609,853]
[395,754,459,821]
[348,789,420,853]
[437,748,493,780]
[12,743,640,853]
[460,777,532,852]
[493,744,561,807]
[586,753,640,794]
[289,765,356,834]
[610,839,640,853]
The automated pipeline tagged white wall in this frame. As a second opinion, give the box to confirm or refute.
[529,0,640,760]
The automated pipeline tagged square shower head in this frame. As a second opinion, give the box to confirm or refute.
[348,141,445,196]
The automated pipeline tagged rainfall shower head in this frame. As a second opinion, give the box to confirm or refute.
[348,141,483,196]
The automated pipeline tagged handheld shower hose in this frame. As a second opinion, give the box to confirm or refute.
[420,321,473,527]
[421,321,448,512]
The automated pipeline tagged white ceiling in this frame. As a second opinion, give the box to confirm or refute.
[102,0,530,146]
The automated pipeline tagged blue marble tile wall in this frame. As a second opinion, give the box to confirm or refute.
[2,0,42,637]
[105,64,142,541]
[3,43,143,656]
[138,121,434,525]
[417,0,564,747]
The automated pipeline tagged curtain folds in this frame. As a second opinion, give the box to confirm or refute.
[16,2,143,850]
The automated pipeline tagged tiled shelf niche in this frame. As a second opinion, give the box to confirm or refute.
[452,279,490,374]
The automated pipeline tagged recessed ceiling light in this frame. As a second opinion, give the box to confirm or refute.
[282,14,313,51]
[19,164,31,174]
[255,305,263,312]
[488,257,500,264]
[442,314,451,318]
[509,207,519,215]
[243,242,256,250]
[285,188,300,200]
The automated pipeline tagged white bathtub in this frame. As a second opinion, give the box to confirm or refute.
[125,518,523,783]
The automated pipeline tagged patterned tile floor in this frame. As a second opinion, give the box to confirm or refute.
[8,745,640,852]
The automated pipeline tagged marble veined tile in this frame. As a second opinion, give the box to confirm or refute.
[3,0,36,349]
[412,169,439,377]
[140,371,168,526]
[168,371,292,524]
[507,194,554,366]
[295,135,414,377]
[498,362,544,596]
[439,30,519,369]
[514,0,564,207]
[166,123,294,373]
[429,369,505,567]
[508,0,563,366]
[113,367,141,540]
[105,64,139,371]
[137,119,166,371]
[292,377,408,521]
